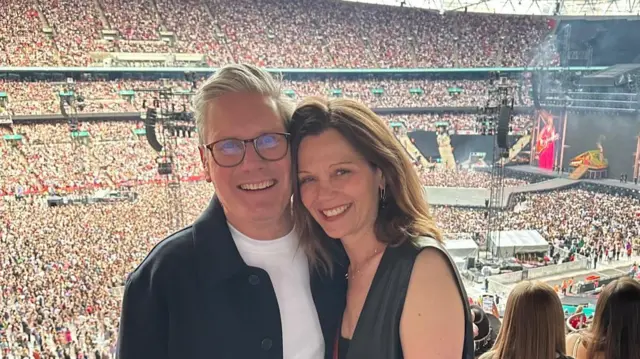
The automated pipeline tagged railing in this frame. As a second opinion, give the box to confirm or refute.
[486,258,591,297]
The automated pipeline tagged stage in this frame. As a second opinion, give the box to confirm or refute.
[507,165,640,192]
[424,165,640,208]
[424,175,574,208]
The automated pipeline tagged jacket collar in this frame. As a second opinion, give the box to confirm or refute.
[191,196,348,284]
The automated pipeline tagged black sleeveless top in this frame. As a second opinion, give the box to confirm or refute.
[335,237,475,359]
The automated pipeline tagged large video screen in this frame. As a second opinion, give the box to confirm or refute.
[561,113,639,179]
[408,131,522,163]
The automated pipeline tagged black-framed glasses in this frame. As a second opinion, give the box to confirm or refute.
[205,132,291,167]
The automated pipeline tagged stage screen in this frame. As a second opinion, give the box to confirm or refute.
[407,131,522,164]
[561,113,639,179]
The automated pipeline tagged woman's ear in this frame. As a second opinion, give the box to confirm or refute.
[376,168,385,190]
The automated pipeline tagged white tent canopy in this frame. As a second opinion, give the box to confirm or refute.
[488,230,549,257]
[416,237,479,259]
[443,239,479,259]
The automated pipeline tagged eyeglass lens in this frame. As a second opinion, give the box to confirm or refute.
[211,133,288,166]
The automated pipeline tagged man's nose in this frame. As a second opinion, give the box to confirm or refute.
[238,143,265,169]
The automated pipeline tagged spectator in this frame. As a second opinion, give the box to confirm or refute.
[479,281,568,359]
[566,277,640,359]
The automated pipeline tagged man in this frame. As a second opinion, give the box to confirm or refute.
[117,64,347,359]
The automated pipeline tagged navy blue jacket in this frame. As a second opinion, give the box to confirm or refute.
[117,197,348,359]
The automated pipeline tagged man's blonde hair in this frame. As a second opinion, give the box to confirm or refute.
[192,64,294,144]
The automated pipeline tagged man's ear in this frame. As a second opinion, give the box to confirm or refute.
[198,146,213,183]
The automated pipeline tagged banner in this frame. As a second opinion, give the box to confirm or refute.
[2,134,22,140]
[119,90,135,96]
[70,131,90,138]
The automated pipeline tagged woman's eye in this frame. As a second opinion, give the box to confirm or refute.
[298,177,313,184]
[336,169,350,176]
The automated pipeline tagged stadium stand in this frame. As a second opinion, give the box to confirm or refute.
[1,0,639,357]
[0,0,550,67]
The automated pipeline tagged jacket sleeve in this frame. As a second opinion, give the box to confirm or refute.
[116,269,169,359]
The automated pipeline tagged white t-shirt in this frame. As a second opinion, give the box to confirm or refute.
[228,223,324,359]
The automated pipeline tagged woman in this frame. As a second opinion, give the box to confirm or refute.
[566,277,640,359]
[536,112,557,170]
[479,281,568,359]
[289,97,473,359]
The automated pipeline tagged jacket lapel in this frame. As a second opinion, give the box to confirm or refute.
[192,196,246,286]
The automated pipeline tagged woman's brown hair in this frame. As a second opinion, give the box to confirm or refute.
[289,96,441,274]
[486,281,566,359]
[583,277,640,359]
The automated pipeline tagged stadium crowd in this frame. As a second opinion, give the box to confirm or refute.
[418,169,529,188]
[0,119,540,196]
[433,188,640,263]
[0,0,551,68]
[0,117,639,358]
[1,155,639,357]
[3,0,639,357]
[0,183,211,359]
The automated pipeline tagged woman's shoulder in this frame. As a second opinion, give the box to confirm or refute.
[387,236,448,259]
[566,332,582,345]
[566,331,587,358]
[409,243,461,291]
[412,237,459,277]
[400,243,470,359]
[384,238,461,290]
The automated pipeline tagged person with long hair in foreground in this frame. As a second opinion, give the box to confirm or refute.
[479,281,569,359]
[566,277,640,359]
[289,97,474,359]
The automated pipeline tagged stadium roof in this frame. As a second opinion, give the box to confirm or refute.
[343,0,640,16]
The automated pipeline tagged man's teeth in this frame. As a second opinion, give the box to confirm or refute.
[322,204,350,217]
[240,180,275,191]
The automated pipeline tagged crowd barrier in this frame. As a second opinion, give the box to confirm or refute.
[487,258,590,296]
[526,258,590,278]
[554,245,586,260]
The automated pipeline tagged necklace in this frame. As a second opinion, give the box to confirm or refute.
[345,246,384,280]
